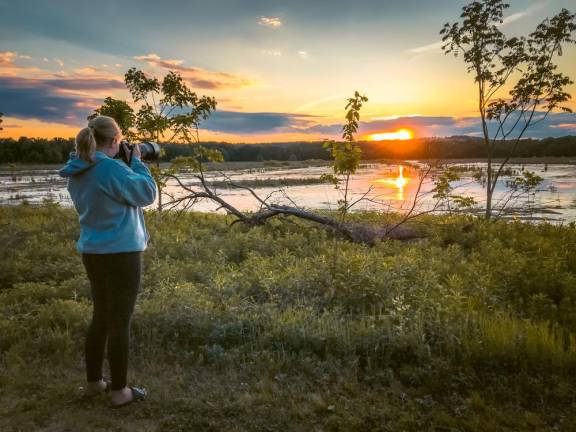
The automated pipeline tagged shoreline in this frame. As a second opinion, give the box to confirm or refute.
[419,157,576,165]
[1,156,575,172]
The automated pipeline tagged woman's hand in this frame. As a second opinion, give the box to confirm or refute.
[132,143,142,160]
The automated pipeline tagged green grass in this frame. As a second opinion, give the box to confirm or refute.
[1,203,575,431]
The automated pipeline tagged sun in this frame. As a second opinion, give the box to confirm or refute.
[367,128,414,141]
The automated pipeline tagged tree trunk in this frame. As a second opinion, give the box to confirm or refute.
[157,185,163,212]
[486,158,492,220]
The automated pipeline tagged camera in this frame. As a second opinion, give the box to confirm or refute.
[115,140,161,165]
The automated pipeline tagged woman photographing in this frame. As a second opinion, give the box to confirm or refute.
[59,115,157,408]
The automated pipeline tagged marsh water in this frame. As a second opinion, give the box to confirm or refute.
[1,162,575,223]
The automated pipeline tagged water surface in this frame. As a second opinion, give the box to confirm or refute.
[1,162,575,222]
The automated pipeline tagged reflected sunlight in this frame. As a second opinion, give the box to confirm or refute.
[373,165,409,200]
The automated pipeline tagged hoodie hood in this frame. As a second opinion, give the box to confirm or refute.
[59,151,110,177]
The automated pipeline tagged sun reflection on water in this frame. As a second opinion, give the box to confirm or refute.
[373,165,409,200]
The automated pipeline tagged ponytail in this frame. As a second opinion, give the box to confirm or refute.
[75,126,97,163]
[75,115,121,163]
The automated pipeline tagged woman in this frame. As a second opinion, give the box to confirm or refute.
[59,115,157,408]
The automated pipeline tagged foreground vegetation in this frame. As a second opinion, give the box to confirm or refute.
[1,204,575,431]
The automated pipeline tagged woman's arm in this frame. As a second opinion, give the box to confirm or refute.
[101,157,157,207]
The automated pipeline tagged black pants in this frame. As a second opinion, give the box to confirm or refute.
[82,252,142,391]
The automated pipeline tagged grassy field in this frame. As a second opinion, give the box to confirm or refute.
[1,204,575,431]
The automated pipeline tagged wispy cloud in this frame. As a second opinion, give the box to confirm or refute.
[409,1,550,55]
[294,93,349,112]
[134,53,253,90]
[370,114,423,121]
[262,49,282,57]
[408,41,444,54]
[297,50,308,59]
[501,1,549,26]
[258,16,282,27]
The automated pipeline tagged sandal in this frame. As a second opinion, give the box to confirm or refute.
[110,386,147,409]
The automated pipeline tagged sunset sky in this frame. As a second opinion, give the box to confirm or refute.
[1,0,575,142]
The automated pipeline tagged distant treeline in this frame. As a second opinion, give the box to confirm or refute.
[1,136,575,164]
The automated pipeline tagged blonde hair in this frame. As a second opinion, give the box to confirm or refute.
[75,115,121,162]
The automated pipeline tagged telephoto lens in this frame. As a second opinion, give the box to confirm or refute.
[116,141,161,165]
[138,142,161,162]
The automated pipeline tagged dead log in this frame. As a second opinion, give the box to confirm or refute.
[162,172,425,245]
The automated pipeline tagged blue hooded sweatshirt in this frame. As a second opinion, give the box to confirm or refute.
[59,151,157,254]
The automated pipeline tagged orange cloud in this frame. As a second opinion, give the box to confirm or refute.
[133,53,253,90]
[0,51,18,66]
[0,51,43,77]
[73,66,101,76]
[550,123,576,129]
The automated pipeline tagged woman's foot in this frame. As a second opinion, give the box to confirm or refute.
[83,379,109,397]
[111,386,147,408]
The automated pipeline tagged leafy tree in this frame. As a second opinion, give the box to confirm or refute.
[88,97,136,140]
[124,68,216,144]
[441,0,575,218]
[0,112,3,132]
[92,68,217,211]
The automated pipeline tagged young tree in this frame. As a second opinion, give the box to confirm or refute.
[441,0,575,218]
[322,91,368,224]
[91,68,217,211]
[89,97,136,141]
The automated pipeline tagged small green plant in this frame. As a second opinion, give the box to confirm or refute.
[321,91,368,222]
[433,167,476,213]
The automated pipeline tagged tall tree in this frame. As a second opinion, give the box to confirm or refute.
[440,0,575,218]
